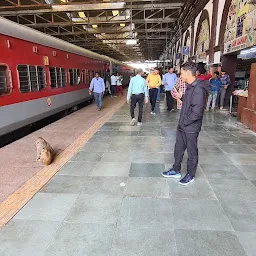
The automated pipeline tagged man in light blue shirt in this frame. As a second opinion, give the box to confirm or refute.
[89,72,105,110]
[163,66,177,112]
[127,69,149,126]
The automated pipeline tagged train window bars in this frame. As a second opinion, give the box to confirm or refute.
[50,67,66,88]
[69,68,81,86]
[0,65,12,95]
[18,65,46,93]
[82,69,90,84]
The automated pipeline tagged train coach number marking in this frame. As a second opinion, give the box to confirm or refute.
[47,98,52,106]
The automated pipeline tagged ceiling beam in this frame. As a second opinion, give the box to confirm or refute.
[0,2,183,14]
[22,17,176,27]
[46,28,172,36]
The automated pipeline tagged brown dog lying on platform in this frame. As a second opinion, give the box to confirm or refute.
[35,137,55,166]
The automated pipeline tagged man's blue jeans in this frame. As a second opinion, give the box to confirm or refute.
[94,92,103,109]
[157,86,161,101]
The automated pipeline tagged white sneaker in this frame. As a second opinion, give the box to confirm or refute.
[151,111,156,115]
[130,118,136,126]
[137,122,142,126]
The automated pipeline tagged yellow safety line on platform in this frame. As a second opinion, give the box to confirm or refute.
[0,99,126,228]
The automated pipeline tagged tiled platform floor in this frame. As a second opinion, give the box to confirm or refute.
[1,99,256,256]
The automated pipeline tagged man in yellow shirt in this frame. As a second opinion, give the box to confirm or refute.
[146,67,162,114]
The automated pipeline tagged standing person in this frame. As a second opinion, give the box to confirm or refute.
[162,62,209,185]
[171,77,187,110]
[89,72,105,110]
[219,70,231,110]
[111,73,117,97]
[163,66,177,112]
[146,67,162,115]
[206,71,221,111]
[127,69,149,126]
[116,73,124,96]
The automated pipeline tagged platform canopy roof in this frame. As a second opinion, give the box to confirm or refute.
[0,0,205,61]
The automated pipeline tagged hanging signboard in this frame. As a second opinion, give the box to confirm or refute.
[224,0,256,54]
[182,46,190,56]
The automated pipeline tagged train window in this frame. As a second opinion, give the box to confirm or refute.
[29,66,39,91]
[61,68,67,87]
[0,65,12,95]
[18,65,46,93]
[49,67,57,88]
[18,65,30,93]
[69,68,81,86]
[50,67,66,88]
[37,66,46,90]
[82,69,90,84]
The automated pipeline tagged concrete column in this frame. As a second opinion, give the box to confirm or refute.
[209,0,219,63]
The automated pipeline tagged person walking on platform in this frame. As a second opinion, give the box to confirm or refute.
[89,72,105,111]
[111,73,117,97]
[146,67,162,115]
[219,70,231,110]
[116,73,124,96]
[171,77,187,110]
[162,62,209,185]
[163,66,177,112]
[127,69,149,126]
[206,71,221,111]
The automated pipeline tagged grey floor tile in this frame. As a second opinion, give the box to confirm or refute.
[119,126,141,131]
[252,180,256,187]
[129,163,165,177]
[111,227,177,256]
[118,197,173,229]
[168,179,217,200]
[198,153,234,165]
[57,161,97,176]
[130,152,165,163]
[200,164,247,180]
[198,145,222,153]
[87,136,111,143]
[40,176,90,194]
[227,153,256,165]
[211,136,243,145]
[209,179,256,202]
[14,193,78,221]
[0,219,61,256]
[125,177,169,198]
[220,200,256,232]
[107,143,136,152]
[44,223,115,256]
[71,152,104,162]
[236,232,256,256]
[218,144,256,154]
[101,151,132,162]
[236,165,256,179]
[138,130,161,136]
[79,142,110,152]
[64,194,122,224]
[175,230,247,256]
[81,177,127,196]
[133,144,164,152]
[172,199,232,231]
[239,136,256,144]
[89,162,131,177]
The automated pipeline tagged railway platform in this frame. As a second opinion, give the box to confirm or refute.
[1,97,256,256]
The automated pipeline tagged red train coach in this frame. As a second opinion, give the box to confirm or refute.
[0,17,134,137]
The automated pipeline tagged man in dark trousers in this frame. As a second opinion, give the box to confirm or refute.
[162,62,209,185]
[127,69,149,126]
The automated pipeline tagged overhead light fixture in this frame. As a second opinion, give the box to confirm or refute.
[78,12,86,18]
[126,39,137,45]
[92,24,98,28]
[112,10,119,16]
[60,0,67,3]
[120,23,125,27]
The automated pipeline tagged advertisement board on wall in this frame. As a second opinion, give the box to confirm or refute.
[224,0,256,54]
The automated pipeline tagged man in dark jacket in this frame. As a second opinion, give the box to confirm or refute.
[162,62,209,185]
